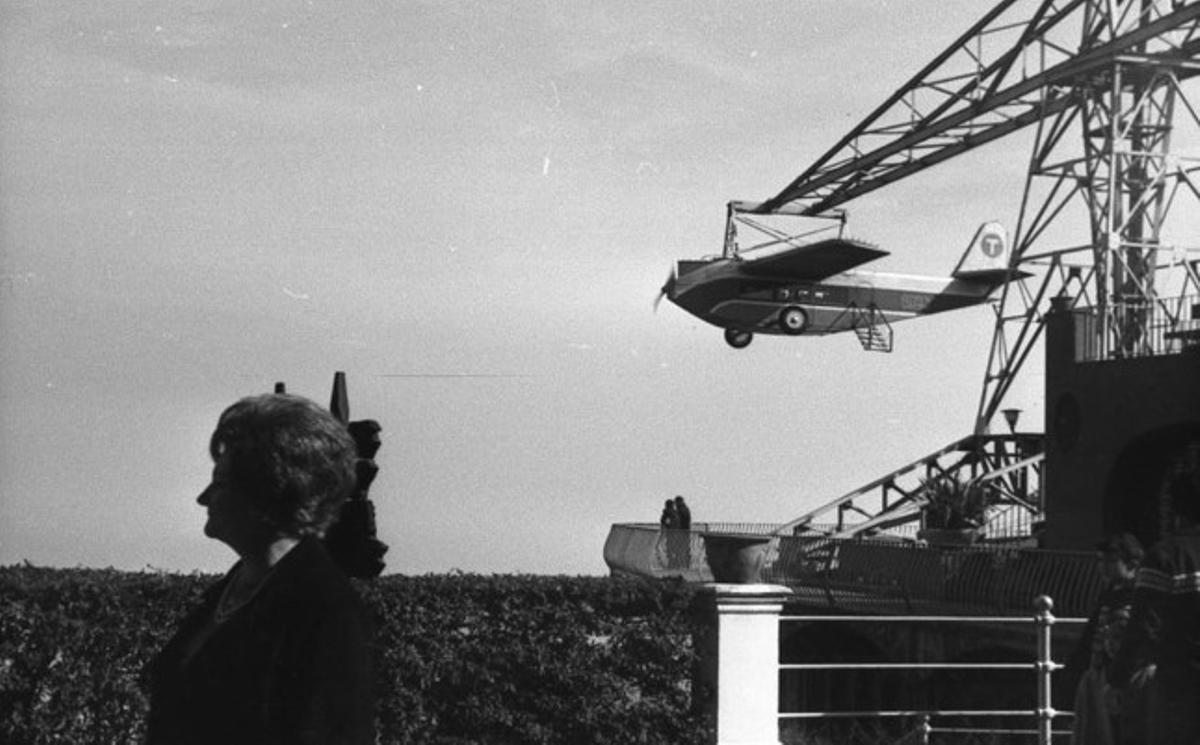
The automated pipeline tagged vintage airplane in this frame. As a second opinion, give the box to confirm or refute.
[657,208,1023,351]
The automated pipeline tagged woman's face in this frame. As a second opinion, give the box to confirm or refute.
[1100,553,1137,584]
[197,454,261,552]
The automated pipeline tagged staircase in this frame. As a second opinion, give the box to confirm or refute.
[852,305,893,352]
[774,433,1044,541]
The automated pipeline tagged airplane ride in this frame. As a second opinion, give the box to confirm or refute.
[657,204,1023,352]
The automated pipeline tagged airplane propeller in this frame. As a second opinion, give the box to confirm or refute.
[654,268,675,312]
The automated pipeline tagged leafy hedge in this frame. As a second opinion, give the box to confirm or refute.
[0,566,709,744]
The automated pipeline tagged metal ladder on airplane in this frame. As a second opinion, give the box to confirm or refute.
[851,305,893,352]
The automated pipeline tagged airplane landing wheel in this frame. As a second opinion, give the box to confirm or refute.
[724,328,753,349]
[779,306,809,335]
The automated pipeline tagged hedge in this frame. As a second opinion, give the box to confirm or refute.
[0,565,710,744]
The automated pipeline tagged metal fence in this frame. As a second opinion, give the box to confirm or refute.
[766,533,1103,618]
[603,524,1104,617]
[1073,294,1200,361]
[778,598,1086,744]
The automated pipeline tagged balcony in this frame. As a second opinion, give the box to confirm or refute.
[604,525,1103,618]
[1070,293,1200,362]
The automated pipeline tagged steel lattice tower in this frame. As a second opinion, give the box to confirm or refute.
[978,0,1200,433]
[745,0,1200,434]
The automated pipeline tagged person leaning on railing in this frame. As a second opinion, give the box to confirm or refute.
[1111,436,1200,745]
[147,393,375,745]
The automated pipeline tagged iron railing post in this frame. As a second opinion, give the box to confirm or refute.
[777,602,1085,741]
[1034,594,1056,745]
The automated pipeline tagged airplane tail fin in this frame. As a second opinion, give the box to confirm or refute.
[952,221,1012,284]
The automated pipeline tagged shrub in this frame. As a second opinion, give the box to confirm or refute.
[0,565,708,744]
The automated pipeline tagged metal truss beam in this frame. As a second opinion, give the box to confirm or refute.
[769,0,1200,534]
[756,0,1200,217]
[975,11,1200,431]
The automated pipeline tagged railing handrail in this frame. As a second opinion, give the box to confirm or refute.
[773,432,1045,542]
[773,435,978,535]
[777,598,1083,744]
[604,524,1105,617]
[1073,292,1200,362]
[781,614,1088,623]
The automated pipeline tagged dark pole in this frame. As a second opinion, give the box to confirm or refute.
[330,371,349,424]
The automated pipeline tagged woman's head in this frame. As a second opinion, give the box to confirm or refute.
[1096,532,1143,584]
[201,394,358,544]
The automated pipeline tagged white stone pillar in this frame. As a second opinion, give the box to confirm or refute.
[710,583,791,745]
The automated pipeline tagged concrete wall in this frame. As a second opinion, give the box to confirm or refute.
[1043,306,1200,551]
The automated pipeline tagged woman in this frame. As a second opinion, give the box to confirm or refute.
[1070,532,1143,745]
[148,393,375,745]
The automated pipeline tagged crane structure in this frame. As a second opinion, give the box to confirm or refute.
[752,0,1200,538]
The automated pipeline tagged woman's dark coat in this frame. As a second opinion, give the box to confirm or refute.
[147,537,374,745]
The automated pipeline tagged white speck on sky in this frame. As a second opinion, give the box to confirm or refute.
[0,0,1039,575]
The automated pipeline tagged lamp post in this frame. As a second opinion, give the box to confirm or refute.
[1000,407,1026,503]
[1002,407,1022,434]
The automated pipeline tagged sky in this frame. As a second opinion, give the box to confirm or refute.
[0,1,1048,576]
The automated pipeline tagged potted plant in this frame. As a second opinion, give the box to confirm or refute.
[916,475,994,545]
[702,532,773,583]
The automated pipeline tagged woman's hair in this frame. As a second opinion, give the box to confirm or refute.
[209,393,358,538]
[1096,532,1144,566]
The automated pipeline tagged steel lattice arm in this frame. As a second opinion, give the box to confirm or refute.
[756,0,1200,216]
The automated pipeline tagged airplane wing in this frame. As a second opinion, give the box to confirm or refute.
[740,238,888,280]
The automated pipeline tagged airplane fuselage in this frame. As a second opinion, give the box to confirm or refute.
[668,257,996,337]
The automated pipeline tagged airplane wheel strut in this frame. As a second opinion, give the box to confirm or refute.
[724,328,753,349]
[779,306,809,335]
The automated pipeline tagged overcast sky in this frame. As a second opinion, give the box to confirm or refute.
[1,1,1049,575]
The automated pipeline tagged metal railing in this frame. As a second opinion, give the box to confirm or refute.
[1074,294,1200,362]
[773,434,1044,541]
[768,536,1103,618]
[604,525,1104,617]
[778,597,1086,744]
